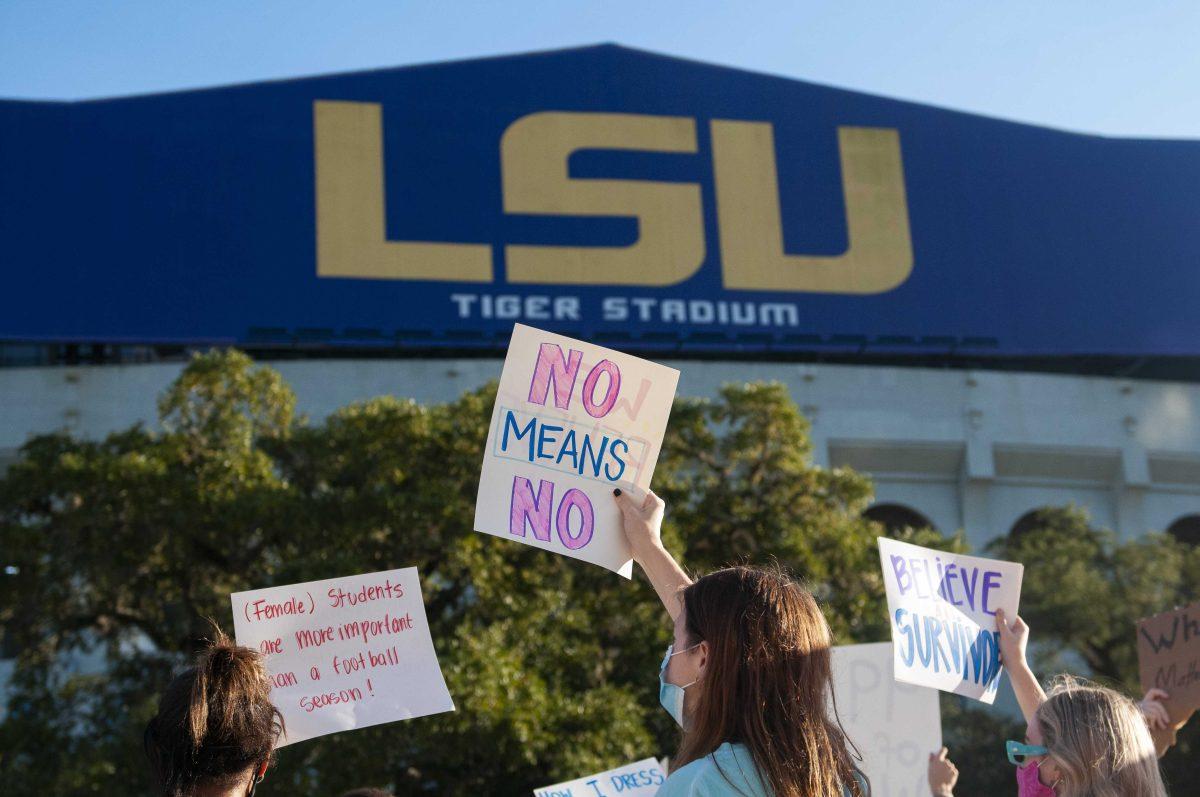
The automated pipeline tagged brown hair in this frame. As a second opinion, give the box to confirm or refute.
[675,566,866,797]
[1036,676,1166,797]
[144,627,284,797]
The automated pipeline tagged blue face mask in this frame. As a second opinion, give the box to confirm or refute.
[658,643,700,727]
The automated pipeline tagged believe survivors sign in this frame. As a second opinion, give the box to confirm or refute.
[878,538,1023,703]
[231,568,454,746]
[474,324,679,576]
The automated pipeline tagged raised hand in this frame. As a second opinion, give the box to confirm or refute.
[613,488,666,563]
[995,608,1029,668]
[1139,688,1171,730]
[928,747,958,797]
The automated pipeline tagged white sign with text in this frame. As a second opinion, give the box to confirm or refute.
[878,538,1023,703]
[533,757,666,797]
[832,642,942,797]
[231,567,454,746]
[475,324,679,576]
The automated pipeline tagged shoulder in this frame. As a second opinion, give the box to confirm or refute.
[656,744,768,797]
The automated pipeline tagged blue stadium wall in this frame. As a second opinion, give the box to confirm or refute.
[2,44,1200,357]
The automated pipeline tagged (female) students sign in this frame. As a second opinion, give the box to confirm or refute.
[474,324,679,576]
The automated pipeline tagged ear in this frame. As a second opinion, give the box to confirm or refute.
[1040,757,1062,788]
[695,640,710,677]
[255,759,269,782]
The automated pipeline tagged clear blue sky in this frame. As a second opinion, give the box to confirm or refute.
[2,1,1198,138]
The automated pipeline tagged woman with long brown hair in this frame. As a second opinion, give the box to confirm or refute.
[614,489,867,797]
[144,628,284,797]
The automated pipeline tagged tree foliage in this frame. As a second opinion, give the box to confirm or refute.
[0,352,912,795]
[0,351,1194,795]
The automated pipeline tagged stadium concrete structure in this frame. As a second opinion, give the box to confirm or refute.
[3,43,1200,574]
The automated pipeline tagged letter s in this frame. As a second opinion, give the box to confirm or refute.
[502,111,704,286]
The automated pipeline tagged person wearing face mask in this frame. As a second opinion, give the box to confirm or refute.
[144,627,284,797]
[928,611,1168,797]
[614,489,868,797]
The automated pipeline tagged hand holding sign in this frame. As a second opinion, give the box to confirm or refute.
[878,538,1024,703]
[231,568,454,746]
[1136,600,1200,754]
[475,324,679,576]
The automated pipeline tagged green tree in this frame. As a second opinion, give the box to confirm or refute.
[0,353,934,796]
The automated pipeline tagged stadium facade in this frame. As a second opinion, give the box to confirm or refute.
[3,42,1200,564]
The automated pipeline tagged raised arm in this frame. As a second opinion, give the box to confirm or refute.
[614,489,692,620]
[996,608,1047,724]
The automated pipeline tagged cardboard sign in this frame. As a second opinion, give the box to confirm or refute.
[534,757,666,797]
[831,642,942,797]
[878,538,1024,703]
[231,568,454,746]
[1137,601,1200,727]
[475,324,679,576]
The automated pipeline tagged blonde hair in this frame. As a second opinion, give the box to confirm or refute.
[1035,676,1165,797]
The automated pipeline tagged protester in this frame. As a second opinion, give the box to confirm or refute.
[614,488,868,797]
[144,627,284,797]
[925,610,1166,796]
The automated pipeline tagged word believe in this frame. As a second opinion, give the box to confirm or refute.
[888,554,1004,615]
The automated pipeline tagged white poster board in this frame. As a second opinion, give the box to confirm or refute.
[231,567,454,746]
[475,324,679,576]
[831,642,942,797]
[878,537,1023,703]
[534,757,666,797]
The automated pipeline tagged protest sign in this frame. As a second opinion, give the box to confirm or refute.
[1137,601,1200,728]
[231,567,454,746]
[878,537,1023,703]
[831,642,942,797]
[475,324,679,576]
[533,758,666,797]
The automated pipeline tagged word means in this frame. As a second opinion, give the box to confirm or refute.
[500,410,628,483]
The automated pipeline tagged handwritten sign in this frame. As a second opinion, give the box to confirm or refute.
[878,538,1023,703]
[534,758,666,797]
[831,642,942,797]
[475,324,679,576]
[231,567,454,746]
[1137,601,1200,727]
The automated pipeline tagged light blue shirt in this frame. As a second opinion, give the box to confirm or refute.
[656,742,861,797]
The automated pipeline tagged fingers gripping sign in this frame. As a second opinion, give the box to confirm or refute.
[613,488,666,561]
